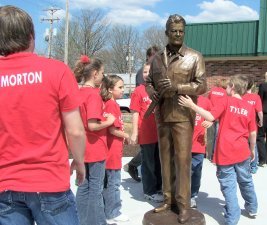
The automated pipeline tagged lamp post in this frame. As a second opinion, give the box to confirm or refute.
[126,50,134,94]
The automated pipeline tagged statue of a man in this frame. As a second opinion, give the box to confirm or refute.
[146,14,206,224]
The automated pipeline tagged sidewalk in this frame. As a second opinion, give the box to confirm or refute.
[70,158,267,225]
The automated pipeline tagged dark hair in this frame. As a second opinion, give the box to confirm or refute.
[0,6,35,56]
[146,45,159,61]
[100,75,123,101]
[166,14,186,31]
[73,57,103,84]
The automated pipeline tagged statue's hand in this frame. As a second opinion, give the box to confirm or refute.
[158,78,177,95]
[151,91,160,102]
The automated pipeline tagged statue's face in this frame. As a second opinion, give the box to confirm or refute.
[166,22,185,47]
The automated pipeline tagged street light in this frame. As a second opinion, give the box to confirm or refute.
[126,55,134,94]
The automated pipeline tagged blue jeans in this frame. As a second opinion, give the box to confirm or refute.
[76,161,106,225]
[216,158,258,225]
[191,153,205,198]
[140,143,162,195]
[103,169,122,219]
[0,190,79,225]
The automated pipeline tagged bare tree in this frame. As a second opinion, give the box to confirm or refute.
[104,25,140,73]
[141,25,166,55]
[53,9,109,68]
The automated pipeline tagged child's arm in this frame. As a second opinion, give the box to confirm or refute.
[178,95,215,122]
[130,111,139,145]
[249,130,257,161]
[87,114,115,131]
[108,127,130,144]
[257,111,263,127]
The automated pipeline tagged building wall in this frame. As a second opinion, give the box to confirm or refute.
[205,59,267,89]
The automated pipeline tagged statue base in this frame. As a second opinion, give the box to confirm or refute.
[143,208,205,225]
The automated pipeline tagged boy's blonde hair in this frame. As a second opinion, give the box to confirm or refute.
[228,74,248,96]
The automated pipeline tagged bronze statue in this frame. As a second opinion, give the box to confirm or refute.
[146,14,206,224]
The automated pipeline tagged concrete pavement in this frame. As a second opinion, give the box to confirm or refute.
[70,157,267,225]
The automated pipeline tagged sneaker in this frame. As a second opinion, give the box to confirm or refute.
[113,214,129,222]
[190,197,197,208]
[123,163,129,172]
[106,221,117,225]
[245,210,257,218]
[128,165,141,182]
[248,212,257,217]
[144,193,164,203]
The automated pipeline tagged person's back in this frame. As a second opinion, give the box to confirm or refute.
[0,54,80,191]
[0,6,85,225]
[211,95,255,165]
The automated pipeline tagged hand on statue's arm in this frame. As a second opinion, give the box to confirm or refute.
[178,95,215,122]
[201,120,213,128]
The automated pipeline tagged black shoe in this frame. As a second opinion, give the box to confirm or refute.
[128,165,141,182]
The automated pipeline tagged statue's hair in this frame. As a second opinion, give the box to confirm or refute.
[166,14,186,31]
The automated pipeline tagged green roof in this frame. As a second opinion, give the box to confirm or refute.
[185,20,259,57]
[184,0,267,58]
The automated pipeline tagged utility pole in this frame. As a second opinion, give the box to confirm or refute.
[64,0,69,64]
[41,8,60,58]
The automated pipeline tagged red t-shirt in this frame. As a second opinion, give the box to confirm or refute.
[79,87,107,163]
[192,96,211,154]
[0,52,80,192]
[208,86,227,107]
[242,93,262,113]
[104,99,124,169]
[210,96,256,165]
[130,85,158,144]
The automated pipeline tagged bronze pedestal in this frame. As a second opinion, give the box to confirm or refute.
[143,209,205,225]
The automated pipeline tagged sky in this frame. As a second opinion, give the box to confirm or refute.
[0,0,261,53]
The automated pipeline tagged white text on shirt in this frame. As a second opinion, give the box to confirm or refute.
[1,71,42,88]
[229,106,248,116]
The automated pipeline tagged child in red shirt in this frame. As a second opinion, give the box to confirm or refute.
[190,95,212,208]
[179,75,258,225]
[207,79,227,160]
[101,75,130,224]
[130,63,162,202]
[74,56,115,225]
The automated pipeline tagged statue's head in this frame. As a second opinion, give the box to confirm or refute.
[165,14,186,47]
